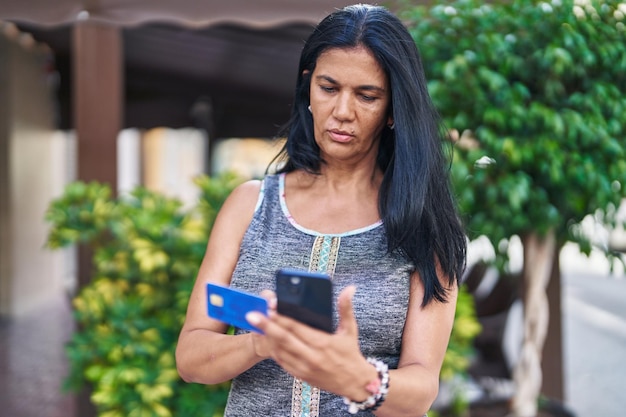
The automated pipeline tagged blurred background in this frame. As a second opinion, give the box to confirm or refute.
[0,1,624,416]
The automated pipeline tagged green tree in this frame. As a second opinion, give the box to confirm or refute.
[402,0,626,415]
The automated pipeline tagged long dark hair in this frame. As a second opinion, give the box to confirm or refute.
[272,4,466,306]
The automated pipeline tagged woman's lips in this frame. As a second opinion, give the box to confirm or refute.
[328,129,353,143]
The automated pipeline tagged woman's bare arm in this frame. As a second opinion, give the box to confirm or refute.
[373,270,458,417]
[175,179,267,384]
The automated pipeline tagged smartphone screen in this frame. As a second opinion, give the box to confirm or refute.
[275,268,333,333]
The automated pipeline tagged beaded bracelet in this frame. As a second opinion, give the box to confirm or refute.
[343,357,390,414]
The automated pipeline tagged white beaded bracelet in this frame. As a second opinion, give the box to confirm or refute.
[343,357,390,414]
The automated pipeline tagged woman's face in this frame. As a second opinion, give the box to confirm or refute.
[308,46,392,166]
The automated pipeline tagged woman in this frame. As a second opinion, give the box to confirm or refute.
[176,4,467,416]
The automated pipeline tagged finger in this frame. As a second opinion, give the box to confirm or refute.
[269,313,324,362]
[262,324,326,379]
[270,312,321,345]
[337,285,358,335]
[248,311,314,351]
[259,289,277,310]
[246,311,269,333]
[271,309,333,345]
[249,310,323,376]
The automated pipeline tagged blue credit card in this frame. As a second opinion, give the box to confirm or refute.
[206,283,268,333]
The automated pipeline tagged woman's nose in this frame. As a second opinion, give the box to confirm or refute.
[332,93,355,121]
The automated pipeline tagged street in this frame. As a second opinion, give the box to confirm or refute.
[563,271,626,417]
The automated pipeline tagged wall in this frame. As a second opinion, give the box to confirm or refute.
[142,127,207,208]
[0,33,70,316]
[211,137,285,179]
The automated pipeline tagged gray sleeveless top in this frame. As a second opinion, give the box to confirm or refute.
[225,173,414,417]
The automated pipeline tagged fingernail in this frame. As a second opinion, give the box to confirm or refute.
[246,312,261,325]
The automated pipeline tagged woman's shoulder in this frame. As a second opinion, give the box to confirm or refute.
[224,174,281,213]
[226,178,264,208]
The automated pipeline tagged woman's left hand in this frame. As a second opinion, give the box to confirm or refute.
[246,285,376,399]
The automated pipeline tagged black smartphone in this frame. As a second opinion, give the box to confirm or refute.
[275,268,333,333]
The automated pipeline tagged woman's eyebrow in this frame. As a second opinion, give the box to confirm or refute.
[315,74,386,93]
[315,74,339,85]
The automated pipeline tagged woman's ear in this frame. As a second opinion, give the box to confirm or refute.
[387,115,395,129]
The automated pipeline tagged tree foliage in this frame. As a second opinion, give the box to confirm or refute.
[403,0,626,265]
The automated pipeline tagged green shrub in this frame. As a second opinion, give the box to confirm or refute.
[438,285,482,416]
[46,173,242,417]
[46,172,480,416]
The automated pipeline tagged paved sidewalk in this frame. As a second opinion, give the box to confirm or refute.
[0,293,76,417]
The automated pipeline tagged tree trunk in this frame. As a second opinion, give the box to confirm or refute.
[511,230,557,416]
[541,244,565,401]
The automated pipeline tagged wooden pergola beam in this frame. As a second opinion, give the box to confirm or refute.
[73,21,121,189]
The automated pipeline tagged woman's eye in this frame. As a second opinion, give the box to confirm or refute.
[361,95,376,101]
[320,85,335,93]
